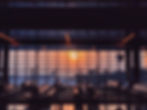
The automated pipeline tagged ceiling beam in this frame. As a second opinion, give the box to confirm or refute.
[0,7,147,29]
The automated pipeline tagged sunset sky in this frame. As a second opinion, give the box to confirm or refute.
[9,49,128,77]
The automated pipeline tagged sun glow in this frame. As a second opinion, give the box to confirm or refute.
[69,51,78,60]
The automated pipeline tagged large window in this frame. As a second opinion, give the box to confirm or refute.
[9,47,126,85]
[8,29,127,85]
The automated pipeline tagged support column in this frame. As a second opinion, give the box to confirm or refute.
[125,48,132,87]
[133,46,140,84]
[3,44,9,84]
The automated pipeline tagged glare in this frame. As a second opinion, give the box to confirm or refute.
[69,51,78,60]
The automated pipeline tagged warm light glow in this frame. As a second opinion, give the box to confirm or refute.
[69,51,78,60]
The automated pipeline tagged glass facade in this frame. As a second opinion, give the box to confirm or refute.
[9,47,126,85]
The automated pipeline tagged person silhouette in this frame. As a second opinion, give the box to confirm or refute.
[87,84,97,110]
[74,84,82,110]
[116,107,123,110]
[0,83,6,110]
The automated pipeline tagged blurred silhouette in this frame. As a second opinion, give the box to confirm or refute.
[52,78,64,99]
[0,83,6,110]
[20,82,42,110]
[74,84,82,110]
[87,84,97,110]
[74,83,97,110]
[21,82,39,99]
[116,107,123,110]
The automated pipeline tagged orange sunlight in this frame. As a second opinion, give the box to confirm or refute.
[68,51,78,61]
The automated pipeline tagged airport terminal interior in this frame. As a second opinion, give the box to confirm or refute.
[0,0,147,110]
